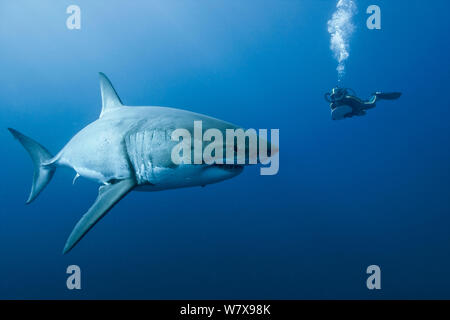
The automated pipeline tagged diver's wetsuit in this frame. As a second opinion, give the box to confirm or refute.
[325,88,401,119]
[330,93,377,117]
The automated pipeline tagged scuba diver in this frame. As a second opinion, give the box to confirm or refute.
[324,87,402,120]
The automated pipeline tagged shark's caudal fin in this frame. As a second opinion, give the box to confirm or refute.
[99,72,124,118]
[8,128,56,204]
[63,178,136,254]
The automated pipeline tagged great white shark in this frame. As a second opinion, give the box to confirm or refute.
[9,73,277,254]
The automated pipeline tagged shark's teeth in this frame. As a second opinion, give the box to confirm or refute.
[211,164,244,170]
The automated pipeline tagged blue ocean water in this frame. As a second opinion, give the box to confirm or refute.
[0,0,449,299]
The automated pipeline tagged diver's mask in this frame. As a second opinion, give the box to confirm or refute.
[325,87,347,103]
[330,87,346,102]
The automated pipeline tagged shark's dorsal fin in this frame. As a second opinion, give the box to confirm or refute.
[99,72,123,118]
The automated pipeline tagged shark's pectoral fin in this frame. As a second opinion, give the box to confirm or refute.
[63,178,136,254]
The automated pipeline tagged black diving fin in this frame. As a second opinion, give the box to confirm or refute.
[375,92,402,100]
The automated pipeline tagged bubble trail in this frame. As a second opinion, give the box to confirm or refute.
[327,0,357,82]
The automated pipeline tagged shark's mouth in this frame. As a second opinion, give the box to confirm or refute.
[211,163,244,171]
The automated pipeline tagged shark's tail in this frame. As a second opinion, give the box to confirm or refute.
[8,128,56,204]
